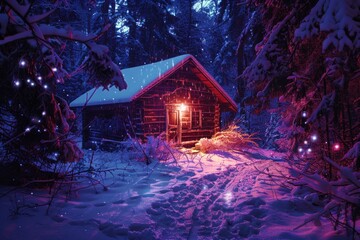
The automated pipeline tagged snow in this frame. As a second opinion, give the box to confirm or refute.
[70,55,191,107]
[295,0,360,51]
[0,147,353,239]
[241,10,295,93]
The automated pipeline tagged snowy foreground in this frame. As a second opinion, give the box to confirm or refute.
[0,147,353,239]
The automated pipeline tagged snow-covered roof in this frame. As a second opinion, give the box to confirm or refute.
[70,54,237,111]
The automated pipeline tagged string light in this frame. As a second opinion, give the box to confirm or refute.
[333,143,340,151]
[311,134,317,141]
[302,111,307,118]
[14,80,20,87]
[42,111,46,116]
[19,60,26,67]
[52,67,58,72]
[298,147,303,153]
[307,148,312,153]
[304,140,308,145]
[44,84,48,89]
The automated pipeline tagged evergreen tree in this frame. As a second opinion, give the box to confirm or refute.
[0,1,126,178]
[238,0,360,173]
[125,0,178,67]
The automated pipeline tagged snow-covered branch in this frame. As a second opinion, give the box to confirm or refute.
[295,0,360,51]
[0,24,98,46]
[242,10,296,93]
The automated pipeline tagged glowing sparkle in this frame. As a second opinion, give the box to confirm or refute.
[30,82,35,86]
[44,84,48,89]
[311,135,317,141]
[302,111,307,118]
[298,147,303,153]
[19,60,26,67]
[52,67,58,72]
[224,191,233,206]
[307,148,312,153]
[25,127,31,132]
[304,140,308,145]
[42,111,46,116]
[14,80,20,87]
[37,76,42,80]
[27,79,31,83]
[333,143,340,151]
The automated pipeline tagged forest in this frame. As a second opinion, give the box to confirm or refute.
[0,0,359,239]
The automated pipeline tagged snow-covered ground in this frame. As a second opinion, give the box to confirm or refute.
[0,147,353,239]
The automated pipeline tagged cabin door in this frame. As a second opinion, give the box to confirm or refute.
[166,109,181,144]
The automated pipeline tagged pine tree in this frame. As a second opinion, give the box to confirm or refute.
[0,1,126,180]
[238,0,360,173]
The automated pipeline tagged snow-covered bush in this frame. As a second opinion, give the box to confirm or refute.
[126,133,179,164]
[294,157,360,238]
[195,123,257,153]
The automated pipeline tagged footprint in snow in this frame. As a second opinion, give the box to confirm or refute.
[158,189,170,194]
[142,193,155,198]
[129,195,142,200]
[73,204,90,209]
[94,202,107,207]
[51,215,67,223]
[112,199,125,204]
[99,221,128,238]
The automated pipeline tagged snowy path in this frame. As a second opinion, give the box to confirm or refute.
[147,154,274,239]
[0,148,349,240]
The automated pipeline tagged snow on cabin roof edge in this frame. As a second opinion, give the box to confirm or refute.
[70,54,237,112]
[70,54,191,107]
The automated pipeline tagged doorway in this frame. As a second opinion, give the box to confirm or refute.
[166,109,181,144]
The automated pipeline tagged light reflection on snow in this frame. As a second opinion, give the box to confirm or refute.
[224,191,233,206]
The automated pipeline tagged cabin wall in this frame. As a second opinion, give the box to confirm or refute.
[135,69,220,145]
[82,104,130,149]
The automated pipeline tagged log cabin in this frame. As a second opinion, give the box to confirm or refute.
[70,54,237,149]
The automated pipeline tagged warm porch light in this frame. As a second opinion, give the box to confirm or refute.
[179,103,187,111]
